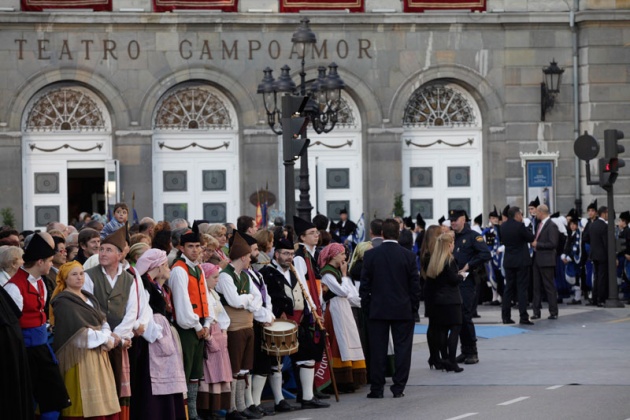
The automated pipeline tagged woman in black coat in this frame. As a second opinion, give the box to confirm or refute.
[425,233,464,372]
[419,225,443,370]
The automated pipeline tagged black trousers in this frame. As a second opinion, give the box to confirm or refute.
[367,319,414,395]
[593,260,609,304]
[27,344,70,412]
[502,266,530,321]
[459,280,477,354]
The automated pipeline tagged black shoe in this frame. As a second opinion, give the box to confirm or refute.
[472,313,481,318]
[442,360,464,373]
[567,299,582,305]
[313,390,330,400]
[428,357,444,370]
[464,354,479,364]
[301,398,329,409]
[520,319,534,325]
[393,392,405,398]
[241,408,263,419]
[455,353,467,363]
[226,411,247,420]
[251,405,275,417]
[531,315,541,320]
[502,319,515,324]
[274,400,296,413]
[367,391,384,399]
[490,300,501,306]
[548,315,558,320]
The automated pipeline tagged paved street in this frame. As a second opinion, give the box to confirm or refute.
[266,303,630,420]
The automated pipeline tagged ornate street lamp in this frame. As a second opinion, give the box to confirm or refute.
[257,17,346,222]
[541,59,564,121]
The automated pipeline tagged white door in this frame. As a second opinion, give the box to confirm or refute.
[152,133,239,223]
[402,130,483,223]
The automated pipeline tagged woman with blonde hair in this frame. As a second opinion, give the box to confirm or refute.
[50,261,121,419]
[425,233,464,373]
[206,224,229,268]
[252,229,274,271]
[419,225,444,369]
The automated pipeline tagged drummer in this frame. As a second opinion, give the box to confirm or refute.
[241,233,276,417]
[215,232,263,420]
[260,237,330,411]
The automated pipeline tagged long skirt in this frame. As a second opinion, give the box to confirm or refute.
[324,309,367,391]
[198,323,232,413]
[61,350,120,419]
[129,338,186,420]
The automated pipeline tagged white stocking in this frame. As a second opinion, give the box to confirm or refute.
[300,367,315,401]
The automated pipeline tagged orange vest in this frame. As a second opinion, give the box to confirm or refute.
[172,259,209,320]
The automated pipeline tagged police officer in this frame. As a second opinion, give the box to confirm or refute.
[449,209,492,364]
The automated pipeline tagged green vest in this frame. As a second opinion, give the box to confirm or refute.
[219,264,250,306]
[86,265,134,331]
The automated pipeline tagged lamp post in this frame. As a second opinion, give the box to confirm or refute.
[541,59,565,121]
[257,18,345,223]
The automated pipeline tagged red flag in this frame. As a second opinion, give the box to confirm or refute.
[314,339,332,391]
[255,194,263,227]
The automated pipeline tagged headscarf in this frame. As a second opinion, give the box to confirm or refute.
[318,243,345,268]
[349,241,373,272]
[200,263,220,280]
[135,248,168,277]
[49,260,83,325]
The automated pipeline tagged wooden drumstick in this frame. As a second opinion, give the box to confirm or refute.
[289,264,340,402]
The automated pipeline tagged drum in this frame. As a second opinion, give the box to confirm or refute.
[261,320,299,356]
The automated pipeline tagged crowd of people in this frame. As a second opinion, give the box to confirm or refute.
[1,197,629,420]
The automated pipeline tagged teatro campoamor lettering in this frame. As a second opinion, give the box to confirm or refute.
[14,38,373,61]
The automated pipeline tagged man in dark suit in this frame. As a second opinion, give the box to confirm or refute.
[369,218,383,248]
[586,206,609,306]
[532,204,560,319]
[360,219,421,399]
[500,206,536,324]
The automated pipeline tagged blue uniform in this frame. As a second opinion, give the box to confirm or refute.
[453,225,491,358]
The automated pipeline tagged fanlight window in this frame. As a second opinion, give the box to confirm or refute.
[25,88,107,132]
[327,96,356,129]
[403,85,476,128]
[155,87,232,130]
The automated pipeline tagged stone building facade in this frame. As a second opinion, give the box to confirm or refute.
[0,0,629,229]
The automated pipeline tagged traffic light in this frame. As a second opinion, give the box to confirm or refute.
[281,95,310,161]
[601,129,625,187]
[599,157,612,189]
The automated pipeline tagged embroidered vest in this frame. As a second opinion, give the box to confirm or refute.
[8,268,46,329]
[220,264,253,331]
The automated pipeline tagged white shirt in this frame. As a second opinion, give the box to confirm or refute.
[293,244,323,304]
[169,255,211,332]
[4,269,46,312]
[293,243,316,283]
[246,269,275,324]
[0,270,12,287]
[84,298,115,348]
[122,260,163,343]
[216,264,263,313]
[83,263,139,340]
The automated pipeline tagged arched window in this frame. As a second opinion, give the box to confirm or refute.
[25,87,108,132]
[154,86,233,130]
[403,84,477,128]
